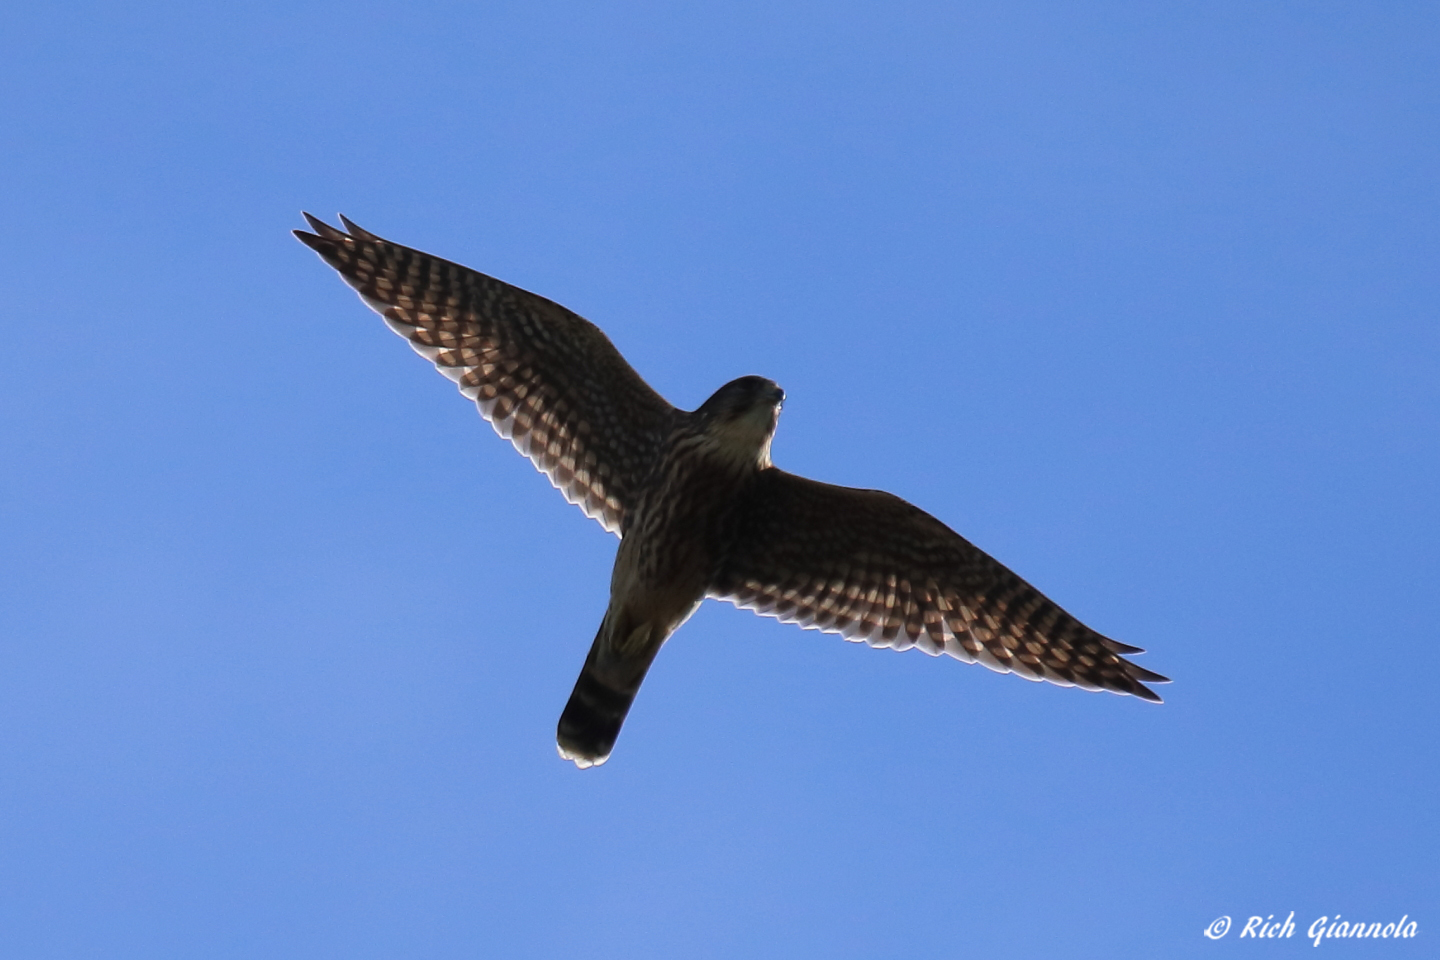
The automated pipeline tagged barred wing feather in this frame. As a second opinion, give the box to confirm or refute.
[295,215,680,535]
[711,469,1167,700]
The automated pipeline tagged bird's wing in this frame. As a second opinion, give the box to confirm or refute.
[295,214,680,534]
[710,469,1167,700]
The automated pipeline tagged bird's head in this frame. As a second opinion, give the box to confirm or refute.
[693,375,785,469]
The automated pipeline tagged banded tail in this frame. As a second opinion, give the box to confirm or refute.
[557,612,664,768]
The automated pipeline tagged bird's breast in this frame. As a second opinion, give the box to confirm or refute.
[613,440,756,604]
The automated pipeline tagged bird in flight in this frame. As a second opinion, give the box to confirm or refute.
[295,214,1168,768]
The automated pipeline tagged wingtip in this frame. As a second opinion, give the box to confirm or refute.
[337,213,379,241]
[292,227,328,252]
[1130,671,1170,703]
[299,212,349,242]
[297,212,383,246]
[1131,665,1171,685]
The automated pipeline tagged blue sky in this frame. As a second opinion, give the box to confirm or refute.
[2,2,1435,957]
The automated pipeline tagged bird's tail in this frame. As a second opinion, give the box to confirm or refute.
[556,610,662,768]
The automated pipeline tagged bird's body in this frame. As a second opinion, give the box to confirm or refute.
[295,214,1168,768]
[562,383,782,764]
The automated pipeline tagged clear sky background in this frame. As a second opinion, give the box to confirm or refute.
[2,2,1436,957]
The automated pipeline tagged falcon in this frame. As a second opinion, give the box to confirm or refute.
[295,214,1168,768]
